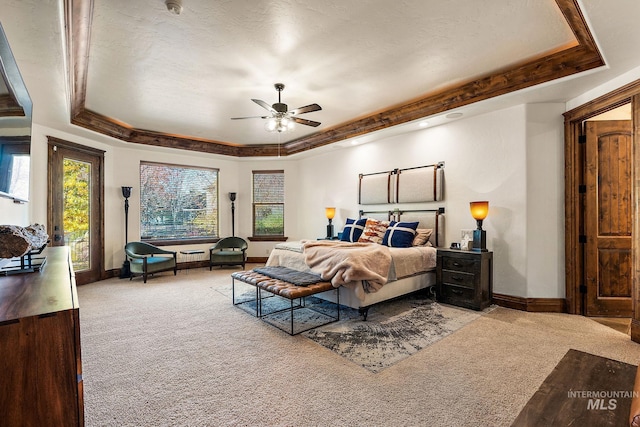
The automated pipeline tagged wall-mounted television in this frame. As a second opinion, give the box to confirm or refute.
[0,22,32,203]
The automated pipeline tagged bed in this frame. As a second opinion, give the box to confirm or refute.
[265,208,445,319]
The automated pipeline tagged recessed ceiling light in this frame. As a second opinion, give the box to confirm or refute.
[445,112,463,119]
[419,121,429,127]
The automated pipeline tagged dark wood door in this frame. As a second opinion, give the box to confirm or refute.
[47,138,104,285]
[585,120,633,317]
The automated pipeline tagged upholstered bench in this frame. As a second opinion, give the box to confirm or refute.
[231,270,340,335]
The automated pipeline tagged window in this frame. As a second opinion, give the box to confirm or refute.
[252,170,284,237]
[140,161,218,243]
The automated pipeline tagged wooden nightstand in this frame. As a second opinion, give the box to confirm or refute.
[436,248,493,310]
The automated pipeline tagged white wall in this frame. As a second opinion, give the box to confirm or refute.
[12,102,569,298]
[525,104,566,298]
[298,104,552,297]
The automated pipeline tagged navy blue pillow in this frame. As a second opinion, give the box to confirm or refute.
[340,218,367,242]
[383,221,419,247]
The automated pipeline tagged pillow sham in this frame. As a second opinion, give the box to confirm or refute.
[412,228,433,246]
[358,218,390,244]
[340,218,367,242]
[383,221,419,248]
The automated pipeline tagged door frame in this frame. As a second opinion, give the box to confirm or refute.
[47,136,105,285]
[564,78,640,342]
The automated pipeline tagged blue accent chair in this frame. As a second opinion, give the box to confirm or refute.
[209,237,248,270]
[125,241,177,283]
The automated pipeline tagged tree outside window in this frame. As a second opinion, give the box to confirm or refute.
[140,162,218,242]
[252,170,284,237]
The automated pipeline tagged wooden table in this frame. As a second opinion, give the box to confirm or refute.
[512,349,636,426]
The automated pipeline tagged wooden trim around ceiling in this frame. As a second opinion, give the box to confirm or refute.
[66,0,605,157]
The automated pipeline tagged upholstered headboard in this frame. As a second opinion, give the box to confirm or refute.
[358,171,393,204]
[358,162,444,205]
[358,208,445,247]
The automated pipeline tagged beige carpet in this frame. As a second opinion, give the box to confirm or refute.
[78,265,640,426]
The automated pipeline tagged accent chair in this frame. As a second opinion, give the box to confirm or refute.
[209,237,248,270]
[125,241,177,283]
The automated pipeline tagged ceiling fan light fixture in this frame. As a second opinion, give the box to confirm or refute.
[265,119,277,132]
[231,83,321,133]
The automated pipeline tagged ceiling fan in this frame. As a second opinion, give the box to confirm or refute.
[231,83,322,132]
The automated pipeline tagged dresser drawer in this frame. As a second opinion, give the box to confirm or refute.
[441,256,477,274]
[440,284,475,305]
[441,270,475,289]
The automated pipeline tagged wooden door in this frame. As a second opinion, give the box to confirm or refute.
[585,120,633,317]
[48,138,104,285]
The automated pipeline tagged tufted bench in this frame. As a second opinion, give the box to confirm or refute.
[231,270,340,335]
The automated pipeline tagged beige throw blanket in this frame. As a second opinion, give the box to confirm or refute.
[301,240,392,295]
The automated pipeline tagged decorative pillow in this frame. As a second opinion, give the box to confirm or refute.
[340,218,367,242]
[358,218,390,244]
[383,221,419,248]
[412,228,434,246]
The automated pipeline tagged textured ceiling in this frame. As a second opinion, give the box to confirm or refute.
[84,0,574,146]
[4,0,640,157]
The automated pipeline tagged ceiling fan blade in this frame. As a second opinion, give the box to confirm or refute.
[290,103,322,115]
[292,116,321,127]
[252,99,276,114]
[230,115,269,120]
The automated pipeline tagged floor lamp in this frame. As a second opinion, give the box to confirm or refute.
[119,186,132,279]
[229,192,236,237]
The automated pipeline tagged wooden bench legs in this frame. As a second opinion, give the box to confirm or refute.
[231,271,340,335]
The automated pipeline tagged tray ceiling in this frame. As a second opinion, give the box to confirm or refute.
[66,0,603,157]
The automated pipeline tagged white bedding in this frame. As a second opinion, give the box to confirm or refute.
[265,240,437,304]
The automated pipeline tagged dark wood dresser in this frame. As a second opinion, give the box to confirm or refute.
[0,246,84,426]
[436,248,493,311]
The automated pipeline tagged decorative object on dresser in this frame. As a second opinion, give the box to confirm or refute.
[120,186,132,278]
[0,224,49,274]
[325,207,336,239]
[469,200,489,252]
[0,247,84,426]
[436,248,493,310]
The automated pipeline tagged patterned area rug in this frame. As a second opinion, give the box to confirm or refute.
[303,295,483,372]
[225,282,484,373]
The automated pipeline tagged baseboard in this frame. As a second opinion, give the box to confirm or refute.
[105,260,211,281]
[492,293,566,313]
[247,257,268,263]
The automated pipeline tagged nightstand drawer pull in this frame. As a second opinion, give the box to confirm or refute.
[451,288,464,296]
[452,275,465,282]
[442,257,476,273]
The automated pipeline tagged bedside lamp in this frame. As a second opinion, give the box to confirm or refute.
[470,201,489,252]
[325,207,336,239]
